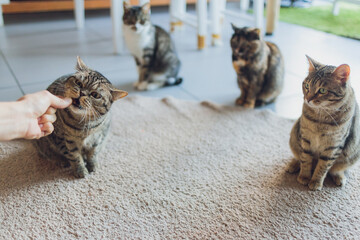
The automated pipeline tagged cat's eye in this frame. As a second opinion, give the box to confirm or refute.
[319,88,328,94]
[74,79,82,87]
[90,92,101,99]
[304,83,309,89]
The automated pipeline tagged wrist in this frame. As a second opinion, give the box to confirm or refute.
[0,100,31,140]
[14,99,34,139]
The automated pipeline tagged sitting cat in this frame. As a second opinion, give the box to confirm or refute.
[35,57,128,178]
[288,55,360,190]
[123,2,182,91]
[230,24,284,108]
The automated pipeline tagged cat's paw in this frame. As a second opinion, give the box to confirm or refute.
[86,161,98,173]
[133,81,140,88]
[297,175,311,185]
[242,102,256,109]
[136,82,148,91]
[286,159,300,174]
[235,97,245,106]
[308,180,323,191]
[331,174,347,187]
[146,83,162,91]
[74,166,89,178]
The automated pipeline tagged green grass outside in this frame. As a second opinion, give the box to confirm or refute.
[278,2,360,40]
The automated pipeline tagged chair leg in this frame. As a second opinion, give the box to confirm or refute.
[111,0,124,55]
[240,0,250,11]
[74,0,84,29]
[253,0,264,32]
[170,0,185,32]
[0,5,4,27]
[332,0,340,15]
[210,0,222,46]
[197,0,207,50]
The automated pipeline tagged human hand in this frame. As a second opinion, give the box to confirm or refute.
[17,90,72,139]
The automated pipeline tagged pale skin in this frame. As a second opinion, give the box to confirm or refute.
[0,90,72,141]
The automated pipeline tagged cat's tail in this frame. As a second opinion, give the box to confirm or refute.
[164,77,183,87]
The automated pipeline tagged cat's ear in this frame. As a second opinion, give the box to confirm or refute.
[231,23,238,32]
[332,64,350,84]
[123,1,131,11]
[306,55,322,72]
[253,28,261,36]
[141,3,151,14]
[76,56,90,72]
[249,28,260,40]
[111,89,128,101]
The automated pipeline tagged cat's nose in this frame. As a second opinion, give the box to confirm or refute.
[306,96,315,103]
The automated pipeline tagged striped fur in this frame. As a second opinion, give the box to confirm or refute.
[123,2,182,91]
[35,57,128,178]
[230,24,284,108]
[288,56,360,190]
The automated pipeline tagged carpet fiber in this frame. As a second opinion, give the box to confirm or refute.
[1,96,360,239]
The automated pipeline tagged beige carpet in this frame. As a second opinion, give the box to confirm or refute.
[1,96,360,239]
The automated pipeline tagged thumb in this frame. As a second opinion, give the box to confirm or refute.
[49,94,72,109]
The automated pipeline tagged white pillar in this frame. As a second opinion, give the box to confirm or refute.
[210,0,222,46]
[74,0,85,29]
[196,0,207,50]
[111,0,124,54]
[254,0,264,32]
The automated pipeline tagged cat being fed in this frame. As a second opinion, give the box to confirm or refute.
[123,2,182,91]
[35,57,128,178]
[288,55,360,190]
[230,24,284,108]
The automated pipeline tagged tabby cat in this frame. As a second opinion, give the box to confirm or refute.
[35,57,128,178]
[123,2,182,91]
[288,56,360,190]
[230,24,284,108]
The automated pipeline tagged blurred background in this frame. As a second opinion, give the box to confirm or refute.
[0,0,359,119]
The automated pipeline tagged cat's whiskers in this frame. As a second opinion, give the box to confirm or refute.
[79,108,87,124]
[90,109,100,121]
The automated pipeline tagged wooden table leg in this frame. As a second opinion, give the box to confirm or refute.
[266,0,280,35]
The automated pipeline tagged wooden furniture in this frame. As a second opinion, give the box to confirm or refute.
[0,0,281,53]
[1,0,174,14]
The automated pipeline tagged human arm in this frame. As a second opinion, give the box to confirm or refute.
[0,90,72,141]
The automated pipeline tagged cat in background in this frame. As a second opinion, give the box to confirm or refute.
[230,24,284,108]
[288,55,360,190]
[123,2,182,91]
[35,57,128,178]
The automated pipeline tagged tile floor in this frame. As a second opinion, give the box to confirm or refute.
[0,4,359,119]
